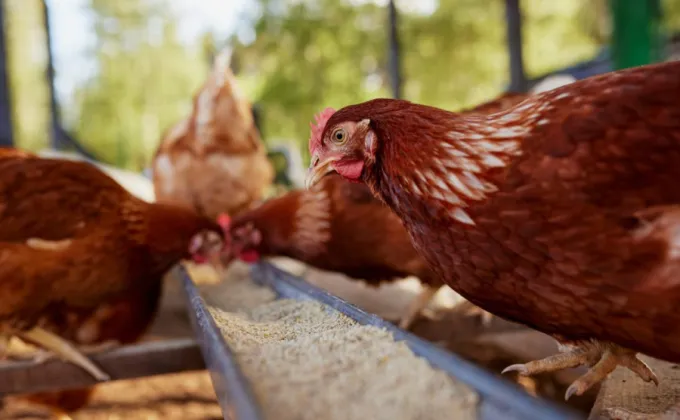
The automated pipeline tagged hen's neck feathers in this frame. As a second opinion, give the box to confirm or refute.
[130,201,218,273]
[365,98,548,225]
[291,180,332,258]
[230,183,332,259]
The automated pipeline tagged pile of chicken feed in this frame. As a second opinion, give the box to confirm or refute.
[186,262,479,420]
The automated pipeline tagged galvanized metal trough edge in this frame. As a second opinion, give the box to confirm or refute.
[252,262,583,420]
[177,265,263,420]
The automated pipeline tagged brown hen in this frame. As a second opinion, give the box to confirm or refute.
[224,173,444,329]
[152,47,274,218]
[14,281,161,419]
[306,61,680,399]
[0,150,224,383]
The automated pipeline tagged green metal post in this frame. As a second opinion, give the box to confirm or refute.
[610,0,664,70]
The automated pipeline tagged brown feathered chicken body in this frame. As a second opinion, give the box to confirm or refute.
[306,61,680,399]
[152,49,274,218]
[18,282,163,418]
[0,151,224,383]
[226,173,443,328]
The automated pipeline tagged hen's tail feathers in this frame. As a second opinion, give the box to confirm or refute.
[19,327,110,381]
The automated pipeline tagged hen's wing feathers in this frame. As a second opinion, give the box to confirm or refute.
[505,63,680,209]
[0,156,128,242]
[482,63,680,320]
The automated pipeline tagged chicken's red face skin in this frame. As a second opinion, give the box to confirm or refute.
[307,107,378,188]
[305,61,680,365]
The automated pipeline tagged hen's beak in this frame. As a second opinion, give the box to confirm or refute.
[306,155,338,190]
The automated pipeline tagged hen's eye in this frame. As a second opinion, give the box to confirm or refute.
[332,129,346,144]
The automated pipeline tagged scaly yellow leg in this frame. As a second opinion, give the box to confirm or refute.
[502,341,658,400]
[19,327,110,381]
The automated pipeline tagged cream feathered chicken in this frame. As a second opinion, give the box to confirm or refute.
[152,47,274,218]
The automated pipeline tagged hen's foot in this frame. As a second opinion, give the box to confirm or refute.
[398,285,441,330]
[502,341,658,400]
[18,327,110,381]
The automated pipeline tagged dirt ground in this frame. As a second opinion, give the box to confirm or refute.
[0,260,596,419]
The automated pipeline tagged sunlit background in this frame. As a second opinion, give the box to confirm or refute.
[4,0,680,170]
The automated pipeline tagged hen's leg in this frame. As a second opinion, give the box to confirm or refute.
[19,327,110,381]
[398,285,440,330]
[502,341,658,400]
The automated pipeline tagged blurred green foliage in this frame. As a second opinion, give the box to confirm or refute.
[5,0,50,152]
[3,0,680,170]
[70,0,210,168]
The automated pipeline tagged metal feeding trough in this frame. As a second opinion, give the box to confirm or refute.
[178,262,582,420]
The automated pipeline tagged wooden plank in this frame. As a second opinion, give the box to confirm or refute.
[0,338,205,396]
[589,356,680,420]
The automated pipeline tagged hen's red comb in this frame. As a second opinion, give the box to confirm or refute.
[309,107,336,155]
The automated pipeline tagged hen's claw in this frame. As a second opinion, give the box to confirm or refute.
[501,342,657,400]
